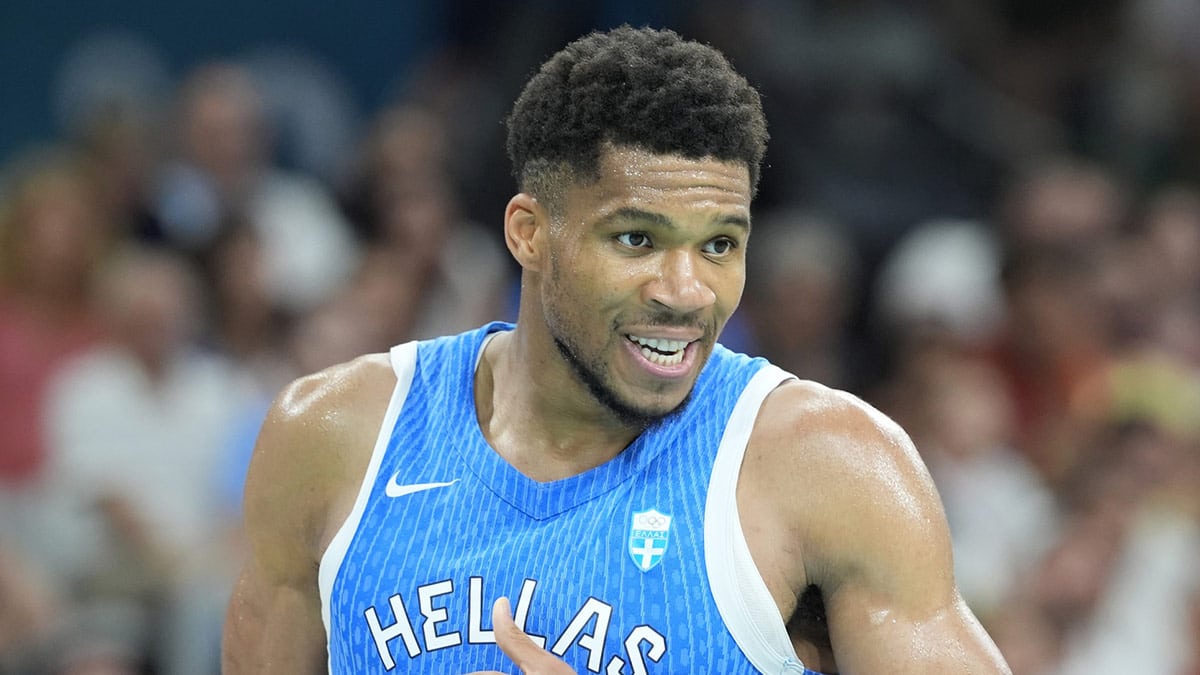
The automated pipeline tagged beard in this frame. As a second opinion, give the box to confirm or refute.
[551,331,692,431]
[541,248,716,431]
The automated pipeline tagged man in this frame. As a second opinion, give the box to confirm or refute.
[223,26,1011,674]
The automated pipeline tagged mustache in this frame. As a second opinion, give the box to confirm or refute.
[617,310,714,336]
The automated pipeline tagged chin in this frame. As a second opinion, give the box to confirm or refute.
[553,331,696,429]
[609,389,693,431]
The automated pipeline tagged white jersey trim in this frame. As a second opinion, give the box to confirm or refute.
[705,364,809,674]
[318,341,420,668]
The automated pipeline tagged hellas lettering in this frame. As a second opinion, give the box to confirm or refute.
[363,577,666,673]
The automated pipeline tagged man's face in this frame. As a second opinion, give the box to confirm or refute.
[538,146,752,427]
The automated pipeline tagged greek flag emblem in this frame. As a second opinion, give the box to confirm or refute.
[628,509,672,572]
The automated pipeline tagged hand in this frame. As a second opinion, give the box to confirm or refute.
[0,546,59,649]
[467,597,578,675]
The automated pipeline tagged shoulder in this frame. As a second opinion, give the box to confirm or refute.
[741,377,1011,672]
[254,352,395,494]
[752,378,923,479]
[745,379,948,584]
[242,353,396,574]
[270,352,395,433]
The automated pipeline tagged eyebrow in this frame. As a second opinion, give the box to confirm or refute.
[599,207,751,232]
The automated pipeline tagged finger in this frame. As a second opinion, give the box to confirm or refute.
[491,597,575,673]
[491,597,535,663]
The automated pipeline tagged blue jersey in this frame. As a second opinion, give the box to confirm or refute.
[320,323,820,674]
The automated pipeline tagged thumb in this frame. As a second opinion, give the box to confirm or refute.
[492,597,536,661]
[491,597,576,674]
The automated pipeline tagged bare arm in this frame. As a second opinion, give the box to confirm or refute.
[766,384,1011,673]
[223,356,394,673]
[224,557,327,673]
[222,381,330,673]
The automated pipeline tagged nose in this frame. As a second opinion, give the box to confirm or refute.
[643,249,717,314]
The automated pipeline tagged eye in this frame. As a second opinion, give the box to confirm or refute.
[615,232,652,249]
[701,237,737,256]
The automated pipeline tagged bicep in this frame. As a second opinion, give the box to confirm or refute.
[779,390,1010,673]
[815,440,1010,674]
[825,580,1009,673]
[222,389,332,674]
[223,557,328,673]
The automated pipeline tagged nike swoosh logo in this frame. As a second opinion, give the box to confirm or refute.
[385,475,459,498]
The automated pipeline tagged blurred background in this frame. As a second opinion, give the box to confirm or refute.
[1,0,1198,673]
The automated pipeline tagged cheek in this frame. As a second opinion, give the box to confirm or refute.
[544,255,631,346]
[717,269,746,315]
[548,243,614,305]
[730,271,747,303]
[543,253,592,326]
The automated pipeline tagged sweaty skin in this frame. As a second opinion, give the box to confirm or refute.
[222,147,1011,674]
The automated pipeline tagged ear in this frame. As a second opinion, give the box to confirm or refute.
[504,193,547,272]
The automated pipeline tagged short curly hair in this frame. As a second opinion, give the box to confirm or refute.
[506,25,768,208]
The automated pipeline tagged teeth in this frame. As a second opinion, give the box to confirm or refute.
[641,346,685,366]
[629,335,688,353]
[628,334,690,367]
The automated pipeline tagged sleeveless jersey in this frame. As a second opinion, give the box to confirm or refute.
[319,323,821,674]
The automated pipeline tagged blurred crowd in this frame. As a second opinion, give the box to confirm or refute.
[1,1,1199,673]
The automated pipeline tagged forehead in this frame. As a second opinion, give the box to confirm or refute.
[565,146,752,221]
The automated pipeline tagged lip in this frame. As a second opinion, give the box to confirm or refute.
[622,334,700,378]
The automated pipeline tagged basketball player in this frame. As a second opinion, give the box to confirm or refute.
[223,26,1012,674]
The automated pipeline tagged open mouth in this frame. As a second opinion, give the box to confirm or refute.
[626,334,690,367]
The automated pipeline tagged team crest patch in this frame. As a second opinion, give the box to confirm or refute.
[628,509,672,572]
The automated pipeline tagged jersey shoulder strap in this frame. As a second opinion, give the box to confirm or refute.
[705,363,814,674]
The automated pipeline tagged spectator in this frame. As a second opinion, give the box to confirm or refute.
[0,147,110,500]
[1013,421,1200,674]
[37,246,253,674]
[154,62,360,315]
[983,158,1128,480]
[196,219,294,396]
[741,209,866,391]
[341,103,511,342]
[880,346,1058,623]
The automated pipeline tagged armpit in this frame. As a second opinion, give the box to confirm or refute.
[788,583,831,649]
[787,584,840,673]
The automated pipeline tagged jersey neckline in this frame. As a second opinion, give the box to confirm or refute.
[454,321,668,520]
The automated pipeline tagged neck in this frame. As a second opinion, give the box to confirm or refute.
[475,324,642,482]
